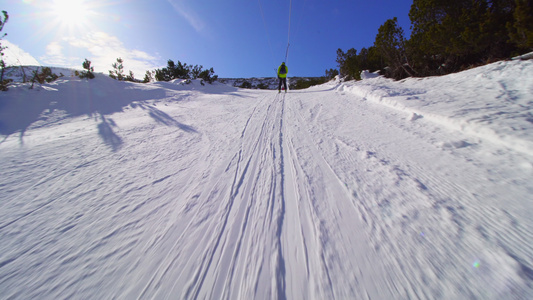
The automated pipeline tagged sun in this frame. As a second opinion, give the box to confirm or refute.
[51,0,91,30]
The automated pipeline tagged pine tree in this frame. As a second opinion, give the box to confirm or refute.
[143,70,154,83]
[325,68,339,80]
[374,17,413,79]
[357,47,385,73]
[109,57,125,81]
[408,0,518,75]
[198,67,217,83]
[125,70,135,82]
[154,60,187,81]
[508,0,533,51]
[189,64,203,79]
[28,67,59,89]
[172,60,190,79]
[154,59,217,83]
[336,48,360,80]
[79,59,95,79]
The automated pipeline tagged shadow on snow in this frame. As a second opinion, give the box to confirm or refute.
[0,75,203,151]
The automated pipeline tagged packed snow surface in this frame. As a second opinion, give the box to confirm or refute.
[1,60,533,299]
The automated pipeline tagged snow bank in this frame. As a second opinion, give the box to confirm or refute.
[342,60,533,156]
[360,70,380,79]
[512,51,533,61]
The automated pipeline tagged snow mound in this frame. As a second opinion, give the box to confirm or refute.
[360,70,381,79]
[341,60,533,156]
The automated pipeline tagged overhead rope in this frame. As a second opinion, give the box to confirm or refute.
[257,0,276,68]
[285,0,292,63]
[258,0,293,74]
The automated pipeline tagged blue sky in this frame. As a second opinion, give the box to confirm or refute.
[2,0,413,78]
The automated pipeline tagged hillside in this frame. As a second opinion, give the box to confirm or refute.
[1,60,532,299]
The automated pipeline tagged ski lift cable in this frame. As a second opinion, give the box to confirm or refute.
[257,0,276,68]
[257,0,293,74]
[285,0,292,63]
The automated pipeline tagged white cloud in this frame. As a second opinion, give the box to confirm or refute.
[40,41,69,65]
[46,42,63,56]
[2,33,161,78]
[167,0,206,33]
[65,32,161,77]
[1,40,40,66]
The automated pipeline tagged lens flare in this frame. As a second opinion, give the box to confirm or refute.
[472,260,480,268]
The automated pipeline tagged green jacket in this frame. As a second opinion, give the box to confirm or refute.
[277,64,288,78]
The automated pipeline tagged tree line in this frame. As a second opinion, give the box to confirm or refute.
[336,0,533,80]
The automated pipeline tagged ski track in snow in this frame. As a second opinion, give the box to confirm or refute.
[1,68,533,299]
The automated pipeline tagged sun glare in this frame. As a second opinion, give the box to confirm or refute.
[51,0,90,29]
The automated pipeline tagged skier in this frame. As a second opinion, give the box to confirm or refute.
[277,62,288,93]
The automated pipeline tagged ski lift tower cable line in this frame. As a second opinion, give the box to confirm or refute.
[257,0,276,69]
[285,0,292,63]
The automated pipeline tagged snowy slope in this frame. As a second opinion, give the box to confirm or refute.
[1,60,532,299]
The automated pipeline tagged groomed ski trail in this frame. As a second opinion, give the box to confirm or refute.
[1,79,531,299]
[129,91,387,299]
